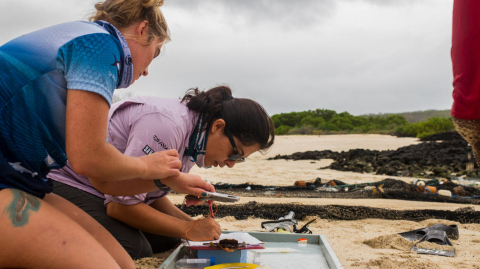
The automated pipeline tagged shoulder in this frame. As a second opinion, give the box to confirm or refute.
[111,96,194,126]
[136,97,194,135]
[25,21,115,52]
[112,97,197,152]
[57,30,121,60]
[1,21,118,73]
[55,22,122,77]
[55,21,121,59]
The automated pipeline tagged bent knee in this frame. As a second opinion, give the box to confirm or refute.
[121,231,152,260]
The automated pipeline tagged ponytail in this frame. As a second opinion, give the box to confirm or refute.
[182,86,275,152]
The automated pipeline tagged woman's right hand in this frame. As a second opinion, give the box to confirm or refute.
[186,217,222,241]
[161,173,215,197]
[139,149,182,179]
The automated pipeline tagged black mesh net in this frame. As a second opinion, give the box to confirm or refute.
[178,202,479,224]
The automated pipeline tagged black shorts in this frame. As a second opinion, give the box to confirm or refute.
[51,180,180,259]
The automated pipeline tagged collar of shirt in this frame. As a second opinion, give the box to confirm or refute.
[184,114,208,168]
[94,20,133,89]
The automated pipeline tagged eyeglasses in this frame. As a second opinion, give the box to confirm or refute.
[224,128,246,163]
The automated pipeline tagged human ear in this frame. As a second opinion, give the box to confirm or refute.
[136,20,149,38]
[210,119,226,134]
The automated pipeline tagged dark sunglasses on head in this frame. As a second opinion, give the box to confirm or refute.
[224,128,246,163]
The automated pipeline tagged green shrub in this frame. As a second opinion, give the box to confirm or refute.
[275,125,293,135]
[288,125,316,135]
[395,117,454,138]
[272,108,453,137]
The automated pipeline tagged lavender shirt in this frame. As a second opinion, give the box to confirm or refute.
[48,96,203,205]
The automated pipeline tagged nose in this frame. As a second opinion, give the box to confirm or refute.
[142,67,149,76]
[226,160,236,168]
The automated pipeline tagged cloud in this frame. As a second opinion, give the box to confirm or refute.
[1,0,452,116]
[165,0,338,28]
[0,0,96,44]
[164,0,429,29]
[355,0,427,7]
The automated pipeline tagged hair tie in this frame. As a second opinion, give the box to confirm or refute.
[224,95,234,101]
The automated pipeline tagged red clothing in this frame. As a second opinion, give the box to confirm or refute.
[451,0,480,119]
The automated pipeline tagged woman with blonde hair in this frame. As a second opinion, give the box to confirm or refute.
[0,1,213,268]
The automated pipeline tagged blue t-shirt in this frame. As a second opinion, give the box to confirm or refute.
[0,21,124,197]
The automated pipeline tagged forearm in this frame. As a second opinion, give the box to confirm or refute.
[73,143,147,181]
[66,90,147,181]
[90,177,158,196]
[89,172,208,197]
[150,197,194,221]
[106,202,190,238]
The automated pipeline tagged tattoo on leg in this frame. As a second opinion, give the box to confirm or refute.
[3,189,40,227]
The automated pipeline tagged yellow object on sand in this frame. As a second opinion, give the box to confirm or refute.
[205,263,258,269]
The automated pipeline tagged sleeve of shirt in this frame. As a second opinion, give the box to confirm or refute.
[124,112,183,157]
[104,193,147,206]
[144,190,170,205]
[104,112,183,206]
[56,33,122,106]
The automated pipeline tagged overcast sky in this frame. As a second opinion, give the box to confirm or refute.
[0,0,454,116]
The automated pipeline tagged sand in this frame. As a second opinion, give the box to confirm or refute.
[134,257,165,269]
[136,135,480,269]
[415,241,455,252]
[189,134,420,186]
[362,234,413,251]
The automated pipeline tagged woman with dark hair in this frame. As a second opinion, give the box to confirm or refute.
[48,85,275,259]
